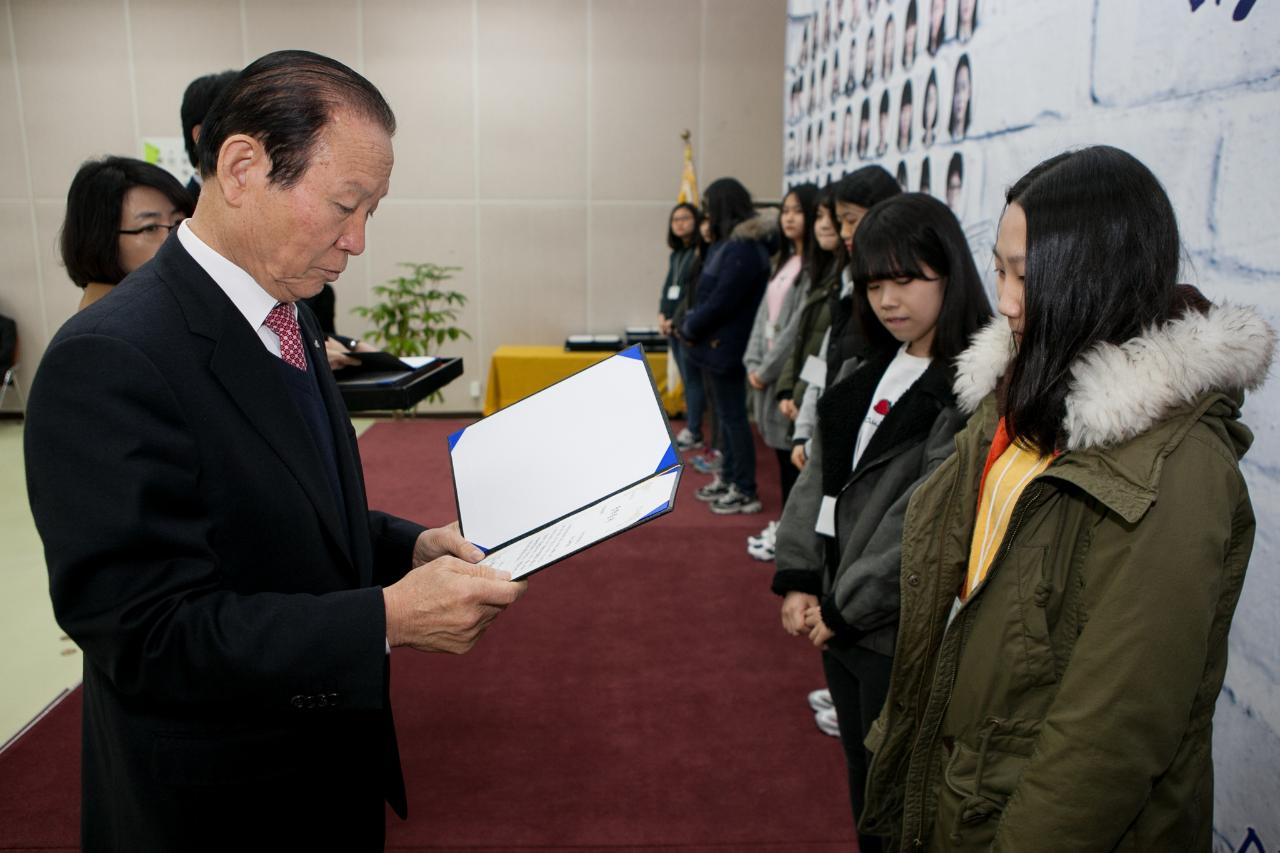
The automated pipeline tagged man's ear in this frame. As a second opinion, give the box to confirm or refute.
[216,134,265,207]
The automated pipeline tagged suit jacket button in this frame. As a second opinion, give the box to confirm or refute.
[328,693,341,707]
[316,695,329,709]
[907,574,921,587]
[291,695,305,709]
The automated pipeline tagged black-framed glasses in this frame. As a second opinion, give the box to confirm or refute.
[119,221,183,237]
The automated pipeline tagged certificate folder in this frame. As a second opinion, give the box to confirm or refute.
[448,345,681,579]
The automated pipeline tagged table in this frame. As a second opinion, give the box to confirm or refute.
[337,357,464,412]
[483,345,683,417]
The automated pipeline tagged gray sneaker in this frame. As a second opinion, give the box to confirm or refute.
[695,476,730,502]
[674,427,703,451]
[710,484,763,515]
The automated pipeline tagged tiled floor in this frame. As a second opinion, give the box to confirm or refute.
[0,417,377,744]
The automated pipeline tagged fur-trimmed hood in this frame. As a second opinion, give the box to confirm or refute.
[728,214,779,245]
[953,301,1275,451]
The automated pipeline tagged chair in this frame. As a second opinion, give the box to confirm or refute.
[0,313,22,411]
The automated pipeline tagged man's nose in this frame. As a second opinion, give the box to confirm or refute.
[336,218,367,256]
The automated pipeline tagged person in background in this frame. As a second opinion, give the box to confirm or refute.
[660,202,705,450]
[789,165,901,475]
[774,193,991,853]
[862,145,1272,851]
[958,0,978,42]
[59,155,194,312]
[180,70,239,199]
[684,214,723,476]
[921,68,939,149]
[744,183,818,558]
[857,98,872,160]
[897,81,914,153]
[946,151,964,212]
[919,156,932,194]
[876,91,890,157]
[927,0,946,55]
[949,53,972,141]
[681,178,775,515]
[775,187,843,459]
[882,14,896,82]
[902,0,919,70]
[863,26,877,89]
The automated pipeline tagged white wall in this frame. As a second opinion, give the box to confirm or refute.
[786,0,1280,848]
[0,0,786,413]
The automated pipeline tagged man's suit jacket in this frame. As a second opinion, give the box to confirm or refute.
[24,236,425,852]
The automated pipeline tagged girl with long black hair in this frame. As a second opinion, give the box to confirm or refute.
[681,178,776,515]
[862,146,1273,850]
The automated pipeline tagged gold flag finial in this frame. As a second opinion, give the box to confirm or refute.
[677,131,698,204]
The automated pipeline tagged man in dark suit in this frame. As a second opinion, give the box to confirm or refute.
[179,69,237,199]
[24,50,525,852]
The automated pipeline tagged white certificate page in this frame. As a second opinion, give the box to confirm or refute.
[482,470,680,580]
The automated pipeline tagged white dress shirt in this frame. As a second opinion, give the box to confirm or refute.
[177,220,306,361]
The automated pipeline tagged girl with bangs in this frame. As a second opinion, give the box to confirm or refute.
[771,193,991,852]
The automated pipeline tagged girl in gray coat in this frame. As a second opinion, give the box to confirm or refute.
[743,184,817,526]
[771,194,991,852]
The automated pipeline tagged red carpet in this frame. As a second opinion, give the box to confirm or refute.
[0,419,856,852]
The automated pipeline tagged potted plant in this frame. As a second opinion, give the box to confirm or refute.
[351,262,470,406]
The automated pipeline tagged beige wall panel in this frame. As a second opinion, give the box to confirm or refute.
[11,0,135,199]
[130,0,244,142]
[359,201,480,410]
[477,203,587,356]
[364,0,475,200]
[700,0,786,200]
[0,7,29,199]
[589,0,700,201]
[244,0,360,69]
[0,202,43,403]
[32,199,76,341]
[587,202,670,330]
[476,0,587,200]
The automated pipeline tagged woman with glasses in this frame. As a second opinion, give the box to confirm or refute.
[60,156,194,312]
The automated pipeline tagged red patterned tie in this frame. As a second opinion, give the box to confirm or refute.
[264,302,307,371]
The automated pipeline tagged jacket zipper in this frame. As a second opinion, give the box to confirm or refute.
[909,481,1046,848]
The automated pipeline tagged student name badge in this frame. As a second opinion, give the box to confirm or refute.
[800,354,827,388]
[447,345,682,580]
[666,285,682,301]
[815,495,837,538]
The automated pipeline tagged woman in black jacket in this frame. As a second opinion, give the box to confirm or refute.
[681,178,776,514]
[658,202,705,449]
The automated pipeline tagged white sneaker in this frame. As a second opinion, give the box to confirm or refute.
[815,706,841,737]
[807,688,834,712]
[747,539,775,561]
[746,519,779,548]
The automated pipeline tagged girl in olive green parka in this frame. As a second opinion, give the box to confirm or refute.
[861,146,1275,852]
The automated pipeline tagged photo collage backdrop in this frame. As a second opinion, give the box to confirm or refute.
[784,0,977,221]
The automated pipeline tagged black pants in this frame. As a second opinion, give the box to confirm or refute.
[775,447,800,507]
[823,645,894,853]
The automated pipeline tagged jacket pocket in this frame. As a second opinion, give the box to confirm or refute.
[151,726,307,786]
[935,718,1036,849]
[1010,545,1058,689]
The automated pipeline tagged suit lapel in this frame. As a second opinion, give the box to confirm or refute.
[156,238,358,580]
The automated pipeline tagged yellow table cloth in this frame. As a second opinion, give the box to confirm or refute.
[482,345,683,417]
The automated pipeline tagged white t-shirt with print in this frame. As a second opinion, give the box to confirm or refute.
[814,343,931,537]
